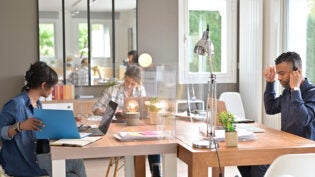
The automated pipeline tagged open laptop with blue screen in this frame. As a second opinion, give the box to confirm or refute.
[34,108,81,139]
[85,100,118,136]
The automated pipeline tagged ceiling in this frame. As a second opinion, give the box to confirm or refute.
[39,0,136,12]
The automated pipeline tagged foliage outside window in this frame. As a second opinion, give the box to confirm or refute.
[178,0,237,84]
[306,0,315,83]
[39,23,55,58]
[286,0,315,83]
[78,23,88,58]
[189,11,221,72]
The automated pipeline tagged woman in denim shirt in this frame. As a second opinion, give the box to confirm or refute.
[0,61,87,177]
[92,64,161,177]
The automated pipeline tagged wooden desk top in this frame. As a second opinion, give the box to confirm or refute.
[51,122,177,160]
[176,120,315,166]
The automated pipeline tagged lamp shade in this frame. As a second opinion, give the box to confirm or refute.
[193,26,210,56]
[138,53,152,67]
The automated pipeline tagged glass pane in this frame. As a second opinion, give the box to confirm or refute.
[188,0,223,73]
[286,0,315,83]
[90,0,113,86]
[39,24,55,58]
[65,0,89,86]
[115,0,137,72]
[38,0,63,83]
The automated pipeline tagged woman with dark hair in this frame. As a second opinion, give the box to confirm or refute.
[0,61,87,177]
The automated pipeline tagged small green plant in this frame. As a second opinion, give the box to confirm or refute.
[219,111,236,132]
[147,97,161,112]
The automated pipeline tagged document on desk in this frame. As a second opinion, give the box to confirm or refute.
[50,136,101,147]
[214,129,257,141]
[174,112,206,121]
[113,131,165,141]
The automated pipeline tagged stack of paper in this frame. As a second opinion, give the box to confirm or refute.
[213,129,257,142]
[50,136,101,147]
[114,131,164,141]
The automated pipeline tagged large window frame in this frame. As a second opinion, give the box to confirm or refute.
[178,0,237,84]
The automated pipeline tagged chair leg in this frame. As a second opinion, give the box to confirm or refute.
[105,157,115,177]
[113,157,120,177]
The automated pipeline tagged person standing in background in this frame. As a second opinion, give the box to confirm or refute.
[68,58,90,86]
[123,50,138,66]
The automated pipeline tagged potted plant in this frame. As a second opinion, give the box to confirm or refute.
[147,97,161,124]
[219,111,238,147]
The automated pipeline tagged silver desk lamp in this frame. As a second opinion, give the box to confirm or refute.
[192,25,217,149]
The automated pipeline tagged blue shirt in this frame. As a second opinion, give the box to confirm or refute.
[264,78,315,140]
[0,91,48,176]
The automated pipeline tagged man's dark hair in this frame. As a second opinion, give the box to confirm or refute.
[22,61,58,91]
[128,50,137,56]
[275,51,302,70]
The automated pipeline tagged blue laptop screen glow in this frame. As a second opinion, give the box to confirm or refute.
[34,108,80,139]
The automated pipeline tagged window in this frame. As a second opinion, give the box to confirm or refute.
[38,0,137,86]
[285,0,315,83]
[39,23,56,58]
[179,0,237,84]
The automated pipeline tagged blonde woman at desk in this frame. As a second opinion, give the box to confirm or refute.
[92,64,161,177]
[0,61,87,177]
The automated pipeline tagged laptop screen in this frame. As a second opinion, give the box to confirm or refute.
[98,100,118,134]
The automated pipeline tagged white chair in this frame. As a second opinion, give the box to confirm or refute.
[264,153,315,177]
[218,92,246,118]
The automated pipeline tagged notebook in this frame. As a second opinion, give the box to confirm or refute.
[34,108,81,139]
[86,100,118,136]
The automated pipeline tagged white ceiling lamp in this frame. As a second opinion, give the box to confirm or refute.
[138,53,152,67]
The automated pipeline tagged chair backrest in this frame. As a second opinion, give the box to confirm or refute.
[207,97,227,126]
[264,153,315,177]
[218,92,245,118]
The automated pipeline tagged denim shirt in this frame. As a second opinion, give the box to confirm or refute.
[0,91,48,176]
[264,78,315,140]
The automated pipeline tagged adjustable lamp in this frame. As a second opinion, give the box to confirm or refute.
[192,25,217,149]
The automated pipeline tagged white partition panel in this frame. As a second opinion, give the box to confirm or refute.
[239,0,263,123]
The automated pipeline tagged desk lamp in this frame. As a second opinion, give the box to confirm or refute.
[192,25,217,149]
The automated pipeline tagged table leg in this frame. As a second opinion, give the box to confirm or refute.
[163,153,177,177]
[124,156,135,177]
[134,155,146,177]
[188,163,208,177]
[52,159,66,177]
[212,167,225,177]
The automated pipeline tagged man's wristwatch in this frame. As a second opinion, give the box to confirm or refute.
[12,122,21,133]
[293,87,300,91]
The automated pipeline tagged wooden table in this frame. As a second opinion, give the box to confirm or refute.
[51,122,177,177]
[176,120,315,177]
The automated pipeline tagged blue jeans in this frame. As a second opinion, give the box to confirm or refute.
[148,154,161,177]
[37,153,87,177]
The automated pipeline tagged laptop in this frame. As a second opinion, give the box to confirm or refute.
[34,108,81,139]
[86,100,118,136]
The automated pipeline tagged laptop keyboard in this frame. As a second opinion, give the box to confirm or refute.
[87,128,104,136]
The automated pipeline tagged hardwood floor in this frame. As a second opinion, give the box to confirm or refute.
[84,157,241,177]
